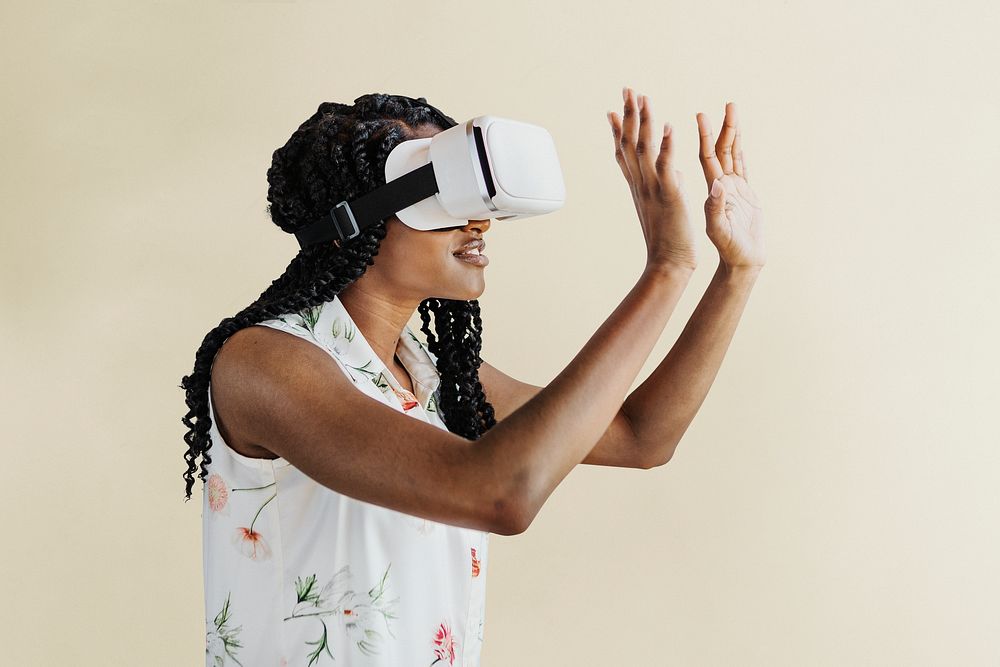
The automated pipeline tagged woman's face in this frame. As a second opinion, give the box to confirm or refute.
[376,214,491,302]
[361,123,492,303]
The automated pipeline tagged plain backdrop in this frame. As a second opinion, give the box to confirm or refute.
[2,1,998,665]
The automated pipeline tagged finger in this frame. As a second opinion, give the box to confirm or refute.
[714,102,737,174]
[607,111,624,170]
[608,111,636,187]
[636,94,657,187]
[697,112,725,191]
[620,87,643,189]
[654,122,680,191]
[733,123,745,179]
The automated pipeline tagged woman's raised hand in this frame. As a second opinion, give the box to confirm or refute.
[697,103,766,270]
[608,87,698,272]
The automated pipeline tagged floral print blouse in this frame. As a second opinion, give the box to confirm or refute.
[203,294,490,666]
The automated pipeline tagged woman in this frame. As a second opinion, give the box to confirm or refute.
[182,89,765,666]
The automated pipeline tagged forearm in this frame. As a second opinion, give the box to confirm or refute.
[623,262,762,465]
[486,264,693,525]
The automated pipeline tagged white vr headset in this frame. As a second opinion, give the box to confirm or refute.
[294,114,566,249]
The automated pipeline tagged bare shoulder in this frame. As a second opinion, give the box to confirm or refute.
[210,324,327,459]
[213,323,325,379]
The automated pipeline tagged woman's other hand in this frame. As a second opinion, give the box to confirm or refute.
[608,87,698,272]
[697,102,767,271]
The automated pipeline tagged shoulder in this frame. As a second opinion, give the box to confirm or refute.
[211,323,339,409]
[213,323,331,382]
[215,323,296,367]
[211,326,305,459]
[211,323,358,458]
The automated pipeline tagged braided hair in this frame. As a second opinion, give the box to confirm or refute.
[179,93,498,502]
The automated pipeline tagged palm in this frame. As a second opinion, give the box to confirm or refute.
[697,103,766,270]
[709,172,766,268]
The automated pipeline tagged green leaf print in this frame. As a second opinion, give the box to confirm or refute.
[346,358,376,378]
[294,573,321,606]
[297,305,324,334]
[331,316,356,343]
[206,592,245,667]
[367,563,393,610]
[341,358,384,390]
[371,370,393,396]
[356,627,384,657]
[274,312,307,333]
[285,562,400,663]
[305,619,335,667]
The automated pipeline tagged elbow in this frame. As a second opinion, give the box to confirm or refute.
[481,452,541,535]
[489,493,535,536]
[637,439,677,469]
[488,466,540,535]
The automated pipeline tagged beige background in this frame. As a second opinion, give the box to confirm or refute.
[2,0,997,664]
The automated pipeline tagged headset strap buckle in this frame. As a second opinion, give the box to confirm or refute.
[330,200,360,241]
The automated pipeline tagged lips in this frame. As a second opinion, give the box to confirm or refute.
[453,251,488,266]
[452,238,486,255]
[452,238,489,266]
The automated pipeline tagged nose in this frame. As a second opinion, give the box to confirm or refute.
[466,218,491,233]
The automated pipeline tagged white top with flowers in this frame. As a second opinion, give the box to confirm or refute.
[203,294,490,667]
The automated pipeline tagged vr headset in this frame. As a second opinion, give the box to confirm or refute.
[294,114,566,249]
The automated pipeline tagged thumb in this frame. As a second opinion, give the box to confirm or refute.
[705,178,725,215]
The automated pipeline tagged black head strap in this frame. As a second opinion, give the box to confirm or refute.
[294,95,455,250]
[294,161,438,249]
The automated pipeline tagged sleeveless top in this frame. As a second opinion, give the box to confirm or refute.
[202,294,490,667]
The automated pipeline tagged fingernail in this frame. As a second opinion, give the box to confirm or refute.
[711,179,724,198]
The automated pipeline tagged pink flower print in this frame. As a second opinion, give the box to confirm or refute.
[471,547,480,578]
[232,526,272,561]
[431,621,458,665]
[393,385,419,411]
[230,489,276,561]
[206,473,230,515]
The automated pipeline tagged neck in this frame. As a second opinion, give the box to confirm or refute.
[337,281,422,370]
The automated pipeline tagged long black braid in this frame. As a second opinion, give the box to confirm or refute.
[179,93,497,502]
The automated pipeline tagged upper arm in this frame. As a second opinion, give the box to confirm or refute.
[209,325,521,535]
[477,359,648,469]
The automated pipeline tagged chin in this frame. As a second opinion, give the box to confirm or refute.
[436,282,486,302]
[458,286,486,301]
